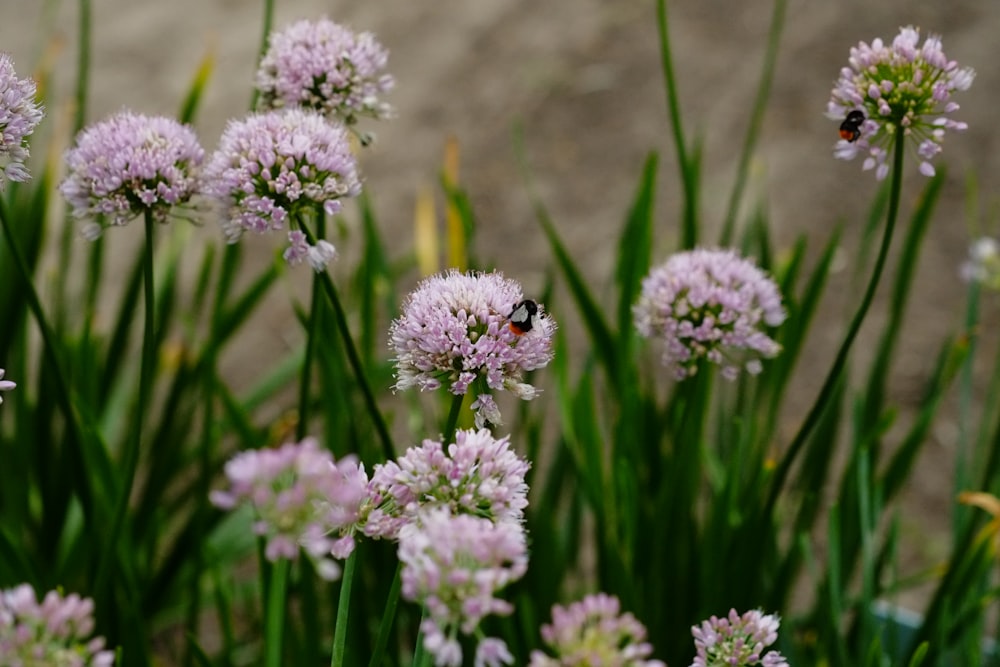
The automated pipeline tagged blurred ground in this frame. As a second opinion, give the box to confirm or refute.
[5,0,1000,619]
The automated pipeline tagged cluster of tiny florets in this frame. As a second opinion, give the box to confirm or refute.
[210,437,369,580]
[528,593,665,667]
[390,270,555,427]
[59,110,204,235]
[827,25,974,180]
[398,507,527,667]
[690,609,789,667]
[256,17,394,124]
[0,54,44,189]
[0,583,115,666]
[634,248,786,380]
[202,108,360,263]
[365,428,530,540]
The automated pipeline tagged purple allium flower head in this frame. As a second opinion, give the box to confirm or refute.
[0,369,14,404]
[0,54,44,189]
[209,437,369,580]
[827,26,974,180]
[960,237,1000,290]
[0,583,115,666]
[399,508,527,667]
[390,270,555,427]
[257,18,394,124]
[59,110,203,234]
[365,428,530,540]
[203,108,360,263]
[528,593,665,667]
[634,248,786,381]
[690,609,789,667]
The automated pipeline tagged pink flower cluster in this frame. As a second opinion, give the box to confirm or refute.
[0,584,115,666]
[390,270,555,427]
[59,110,204,235]
[399,508,527,667]
[634,248,786,380]
[202,108,360,263]
[209,437,369,580]
[529,593,665,667]
[365,428,530,539]
[256,17,394,124]
[0,54,44,188]
[827,26,974,179]
[690,609,789,667]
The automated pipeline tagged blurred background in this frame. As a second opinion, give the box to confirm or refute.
[4,0,998,612]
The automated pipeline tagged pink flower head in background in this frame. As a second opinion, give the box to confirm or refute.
[0,54,44,188]
[634,248,786,381]
[390,270,555,428]
[690,608,789,667]
[398,508,527,667]
[60,111,204,237]
[0,369,14,404]
[203,108,360,267]
[209,437,369,580]
[528,593,665,667]
[0,583,115,666]
[827,26,974,180]
[256,18,394,125]
[960,237,1000,290]
[365,428,530,540]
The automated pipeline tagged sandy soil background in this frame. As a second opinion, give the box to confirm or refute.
[4,0,999,616]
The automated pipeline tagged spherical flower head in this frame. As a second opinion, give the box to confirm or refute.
[59,110,204,234]
[209,437,370,580]
[0,54,44,188]
[690,608,789,667]
[634,248,786,381]
[960,236,1000,290]
[256,18,394,123]
[203,108,360,262]
[398,508,527,666]
[365,428,530,540]
[827,26,974,180]
[0,583,116,666]
[0,369,15,404]
[528,593,665,667]
[390,270,555,427]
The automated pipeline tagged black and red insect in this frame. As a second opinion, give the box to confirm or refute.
[839,110,865,143]
[508,299,539,336]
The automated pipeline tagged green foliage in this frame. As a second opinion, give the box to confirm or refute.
[2,1,999,666]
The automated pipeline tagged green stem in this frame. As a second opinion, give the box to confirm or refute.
[411,608,431,667]
[330,550,357,667]
[442,393,464,446]
[765,136,906,512]
[73,0,91,134]
[97,211,157,603]
[719,0,787,245]
[264,559,289,667]
[250,0,275,110]
[367,563,403,667]
[297,271,322,441]
[655,0,697,248]
[297,224,395,461]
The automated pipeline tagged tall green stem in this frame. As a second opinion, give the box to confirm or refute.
[330,550,357,667]
[297,224,395,461]
[96,212,157,605]
[765,136,906,512]
[250,0,275,110]
[655,0,697,248]
[264,559,289,667]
